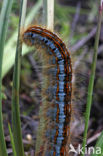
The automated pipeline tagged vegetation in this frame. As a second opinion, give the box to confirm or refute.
[0,0,103,155]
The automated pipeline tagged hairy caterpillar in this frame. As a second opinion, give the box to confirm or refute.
[21,26,72,156]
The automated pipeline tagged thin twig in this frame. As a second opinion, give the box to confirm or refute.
[87,132,101,145]
[70,27,97,53]
[70,2,81,38]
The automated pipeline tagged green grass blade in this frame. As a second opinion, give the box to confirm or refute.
[11,0,26,155]
[20,0,27,28]
[81,2,103,156]
[2,0,42,79]
[0,0,13,155]
[8,123,17,156]
[91,131,103,156]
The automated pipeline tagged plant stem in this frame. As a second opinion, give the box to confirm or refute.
[43,0,47,25]
[21,0,27,28]
[81,1,103,155]
[47,0,54,31]
[11,0,26,155]
[8,123,17,156]
[0,0,13,155]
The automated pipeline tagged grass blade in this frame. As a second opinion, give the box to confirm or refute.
[0,0,13,155]
[11,0,26,155]
[2,0,42,79]
[20,0,27,28]
[81,1,103,155]
[8,123,17,156]
[91,131,103,156]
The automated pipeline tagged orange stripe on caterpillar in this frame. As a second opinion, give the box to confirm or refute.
[21,25,72,156]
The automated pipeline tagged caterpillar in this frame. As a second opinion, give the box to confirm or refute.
[21,26,72,156]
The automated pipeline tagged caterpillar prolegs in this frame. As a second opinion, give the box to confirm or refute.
[22,26,72,156]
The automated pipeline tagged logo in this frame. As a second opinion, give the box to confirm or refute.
[69,144,101,155]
